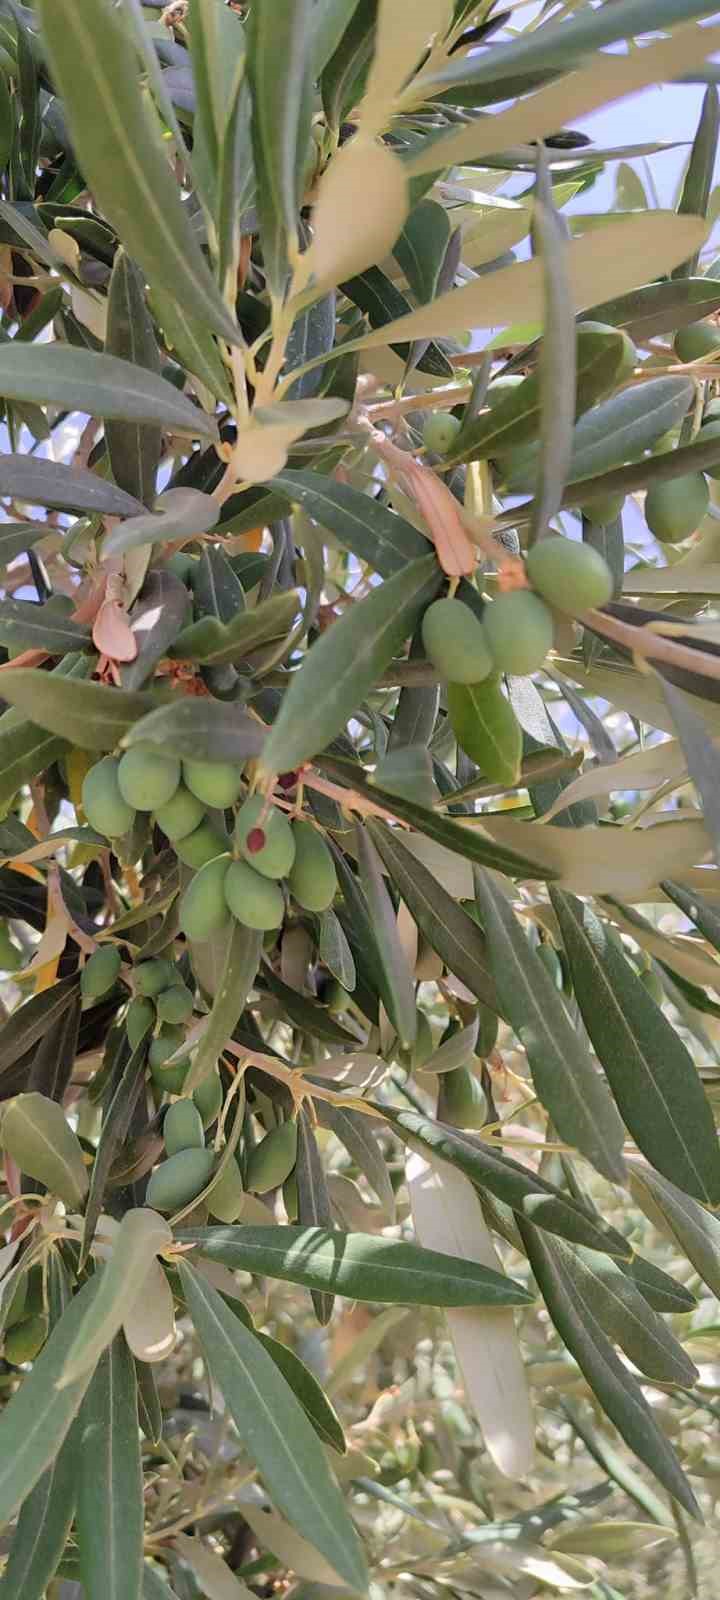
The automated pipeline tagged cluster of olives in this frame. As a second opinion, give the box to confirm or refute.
[146,1097,298,1218]
[178,797,337,944]
[81,746,241,866]
[421,534,613,683]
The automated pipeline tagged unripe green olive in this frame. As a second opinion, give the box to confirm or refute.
[235,795,295,880]
[439,1065,486,1129]
[136,958,177,999]
[486,375,524,407]
[224,859,284,930]
[163,1099,205,1156]
[118,744,181,811]
[182,758,244,808]
[526,535,613,615]
[423,412,462,455]
[287,821,337,912]
[154,783,205,842]
[674,320,720,362]
[174,819,229,869]
[699,418,720,480]
[4,1314,48,1364]
[576,319,636,383]
[82,756,135,838]
[126,995,155,1051]
[146,1147,215,1213]
[207,1156,244,1222]
[149,1028,190,1094]
[81,945,122,1000]
[583,491,625,525]
[193,1070,223,1128]
[483,589,554,675]
[156,984,194,1025]
[179,854,231,942]
[645,473,709,543]
[421,597,493,684]
[246,1120,298,1193]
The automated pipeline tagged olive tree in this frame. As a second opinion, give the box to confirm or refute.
[0,1,719,1596]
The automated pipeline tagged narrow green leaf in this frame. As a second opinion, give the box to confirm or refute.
[177,1260,368,1593]
[76,1336,143,1600]
[120,571,191,692]
[0,1277,99,1526]
[0,522,56,568]
[82,1040,149,1267]
[0,343,217,438]
[588,275,720,341]
[473,868,626,1183]
[185,923,262,1092]
[528,150,576,544]
[258,555,441,777]
[0,672,163,751]
[377,1104,632,1258]
[37,0,239,342]
[449,326,629,467]
[519,1221,699,1518]
[178,1222,534,1307]
[561,1246,698,1385]
[394,198,451,305]
[28,988,81,1104]
[628,1162,720,1300]
[295,1107,335,1325]
[315,1100,396,1220]
[564,423,720,508]
[366,818,497,1010]
[510,376,694,491]
[0,1431,77,1600]
[271,469,429,577]
[559,1400,673,1527]
[321,753,550,878]
[448,677,523,788]
[551,888,720,1205]
[104,489,221,560]
[0,453,143,515]
[673,85,720,277]
[661,876,720,956]
[170,590,300,667]
[246,0,315,293]
[621,1253,697,1315]
[151,283,234,406]
[0,976,79,1078]
[356,822,417,1048]
[58,1209,172,1387]
[135,1359,163,1447]
[123,698,264,764]
[321,0,376,129]
[262,965,358,1044]
[255,1328,346,1453]
[317,907,356,991]
[661,678,720,868]
[104,250,162,506]
[0,599,90,655]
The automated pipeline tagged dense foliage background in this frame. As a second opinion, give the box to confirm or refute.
[2,1,720,1597]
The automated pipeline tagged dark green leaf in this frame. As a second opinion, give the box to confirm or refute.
[246,0,315,293]
[629,1162,720,1300]
[0,343,218,438]
[170,590,299,667]
[82,1040,149,1267]
[473,869,626,1183]
[186,923,263,1092]
[519,1220,698,1518]
[262,964,358,1044]
[135,1359,163,1448]
[0,1276,99,1526]
[341,266,453,377]
[0,1430,77,1600]
[151,283,235,406]
[120,571,191,692]
[0,522,52,568]
[661,876,720,956]
[123,697,265,764]
[527,151,575,544]
[178,1223,535,1307]
[661,678,720,867]
[0,976,79,1079]
[448,677,523,788]
[321,753,552,878]
[377,1104,632,1257]
[315,1100,396,1220]
[0,454,143,515]
[559,1400,673,1526]
[28,987,81,1104]
[0,671,163,751]
[673,86,719,277]
[366,818,496,1010]
[0,599,90,655]
[76,1336,144,1600]
[296,1107,335,1325]
[271,469,430,577]
[394,199,451,305]
[621,1253,697,1315]
[321,0,376,129]
[104,250,162,506]
[37,0,239,342]
[317,907,356,991]
[258,555,441,777]
[103,488,220,560]
[587,275,720,341]
[561,1246,698,1385]
[551,888,720,1205]
[255,1328,346,1453]
[177,1260,368,1593]
[356,822,416,1048]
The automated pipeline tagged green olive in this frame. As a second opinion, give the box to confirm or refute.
[421,597,493,684]
[224,859,285,930]
[174,819,229,869]
[146,1147,215,1213]
[163,1099,205,1156]
[149,1028,191,1095]
[154,783,206,842]
[207,1156,244,1223]
[439,1065,486,1129]
[482,590,554,675]
[287,821,337,912]
[673,321,720,362]
[422,412,462,455]
[182,758,244,808]
[156,984,194,1025]
[246,1121,298,1193]
[193,1071,223,1128]
[126,996,155,1051]
[645,473,709,543]
[179,854,231,942]
[136,958,177,999]
[82,756,135,838]
[118,745,181,811]
[576,319,636,383]
[81,945,122,1000]
[526,535,613,614]
[235,795,295,880]
[583,491,625,526]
